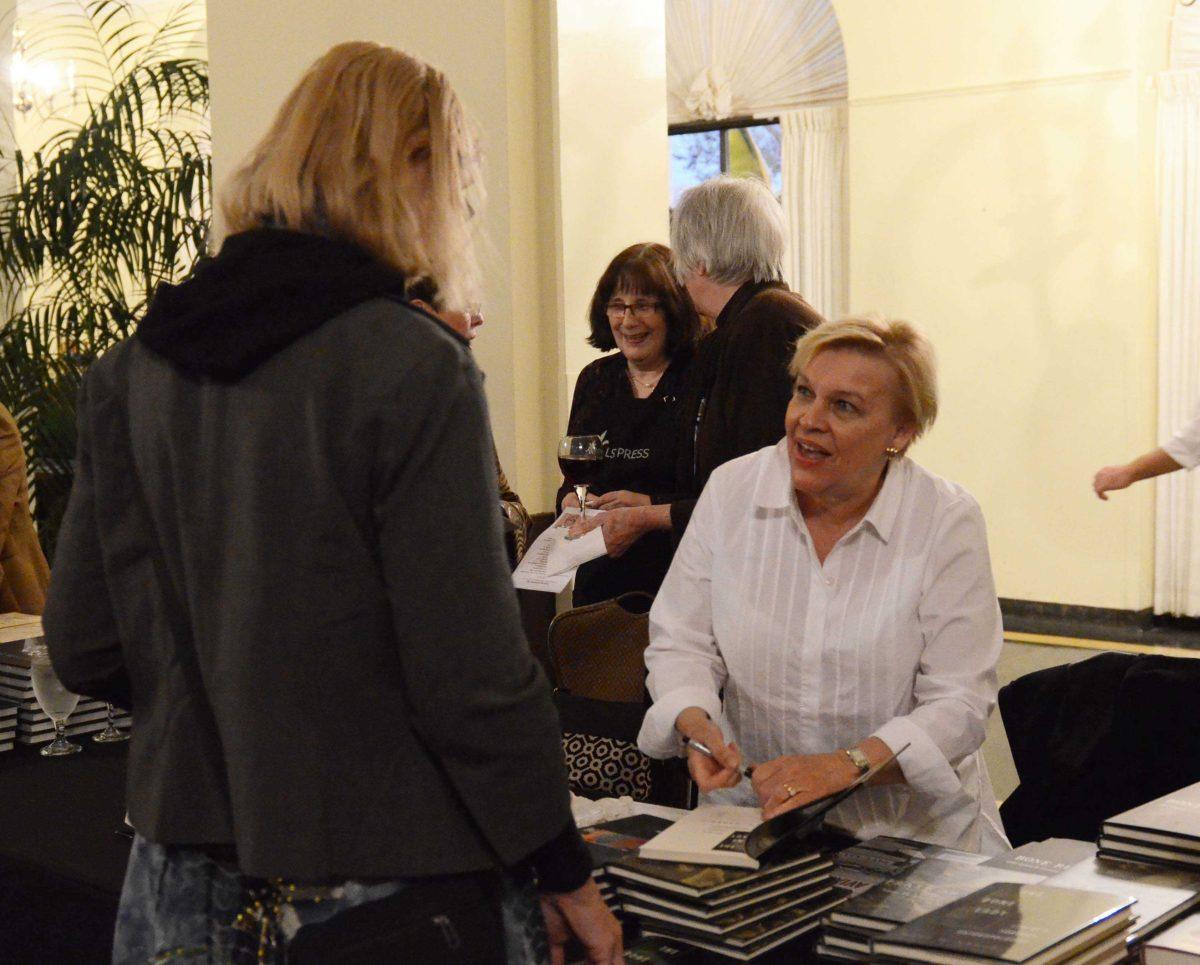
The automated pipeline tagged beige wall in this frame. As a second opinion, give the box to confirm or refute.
[207,0,542,499]
[207,0,668,513]
[833,0,1172,609]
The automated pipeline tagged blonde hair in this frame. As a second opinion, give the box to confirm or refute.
[671,175,785,286]
[789,316,939,441]
[221,41,482,310]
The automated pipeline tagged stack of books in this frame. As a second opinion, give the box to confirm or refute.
[1100,781,1200,871]
[871,882,1135,965]
[0,699,17,751]
[606,806,842,960]
[0,649,130,745]
[817,838,1096,961]
[581,813,674,913]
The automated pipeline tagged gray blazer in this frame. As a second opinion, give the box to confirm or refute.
[44,299,574,881]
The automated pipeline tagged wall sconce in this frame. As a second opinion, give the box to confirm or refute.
[11,29,76,115]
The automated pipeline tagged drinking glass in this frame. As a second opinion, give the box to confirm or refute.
[27,644,82,757]
[94,703,130,743]
[558,434,604,521]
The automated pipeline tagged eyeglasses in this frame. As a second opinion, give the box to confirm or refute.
[606,299,661,319]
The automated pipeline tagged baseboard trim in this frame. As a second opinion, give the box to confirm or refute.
[1000,598,1200,653]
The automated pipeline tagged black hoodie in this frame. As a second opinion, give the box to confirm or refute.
[137,228,420,382]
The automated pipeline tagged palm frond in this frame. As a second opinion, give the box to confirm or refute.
[0,0,210,550]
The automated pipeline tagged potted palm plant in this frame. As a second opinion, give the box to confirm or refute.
[0,0,210,554]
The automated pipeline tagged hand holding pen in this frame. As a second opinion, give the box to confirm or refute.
[685,738,756,779]
[675,706,750,792]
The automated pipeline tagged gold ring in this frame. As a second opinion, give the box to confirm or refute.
[784,782,800,799]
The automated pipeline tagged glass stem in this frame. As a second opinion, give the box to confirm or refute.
[107,703,115,728]
[574,484,589,522]
[54,718,65,742]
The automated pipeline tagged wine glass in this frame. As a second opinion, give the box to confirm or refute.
[27,643,82,757]
[558,434,604,521]
[94,703,130,743]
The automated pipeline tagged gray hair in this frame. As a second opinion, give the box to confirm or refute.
[670,175,785,286]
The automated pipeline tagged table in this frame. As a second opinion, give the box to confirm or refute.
[0,741,129,964]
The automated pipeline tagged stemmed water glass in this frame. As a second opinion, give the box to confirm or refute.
[94,703,130,743]
[26,642,82,757]
[558,434,605,522]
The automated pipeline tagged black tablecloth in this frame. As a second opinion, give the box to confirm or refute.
[0,741,129,964]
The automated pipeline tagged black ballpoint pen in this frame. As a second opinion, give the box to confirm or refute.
[685,738,756,779]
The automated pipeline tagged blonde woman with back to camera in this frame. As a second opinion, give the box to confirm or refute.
[638,317,1011,854]
[43,42,620,963]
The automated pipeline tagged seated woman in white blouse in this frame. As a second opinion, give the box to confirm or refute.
[638,316,1010,854]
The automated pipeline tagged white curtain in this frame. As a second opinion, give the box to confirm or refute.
[666,0,846,123]
[1155,70,1200,615]
[781,106,847,318]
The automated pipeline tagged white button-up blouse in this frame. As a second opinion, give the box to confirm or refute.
[638,441,1010,854]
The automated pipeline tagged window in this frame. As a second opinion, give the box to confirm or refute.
[669,118,781,206]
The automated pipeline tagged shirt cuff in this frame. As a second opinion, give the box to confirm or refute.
[524,820,592,894]
[669,498,698,536]
[872,716,964,801]
[1163,437,1200,470]
[638,686,723,759]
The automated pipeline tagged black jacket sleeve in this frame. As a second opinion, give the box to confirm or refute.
[44,375,134,709]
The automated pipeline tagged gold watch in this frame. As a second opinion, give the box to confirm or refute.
[843,747,871,776]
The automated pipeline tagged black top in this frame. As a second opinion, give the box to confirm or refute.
[557,350,691,605]
[44,229,590,890]
[671,280,823,533]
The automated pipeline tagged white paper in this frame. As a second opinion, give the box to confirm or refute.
[512,511,608,592]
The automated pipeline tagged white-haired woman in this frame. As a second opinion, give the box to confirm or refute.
[638,318,1010,854]
[573,175,822,554]
[44,42,620,963]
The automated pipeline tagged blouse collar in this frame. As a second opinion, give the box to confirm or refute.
[754,439,908,545]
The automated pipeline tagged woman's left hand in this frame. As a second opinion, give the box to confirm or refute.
[568,506,662,557]
[588,490,651,510]
[751,752,859,821]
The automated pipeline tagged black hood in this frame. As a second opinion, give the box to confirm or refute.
[136,228,411,382]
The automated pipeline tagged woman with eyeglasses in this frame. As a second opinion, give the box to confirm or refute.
[557,243,701,606]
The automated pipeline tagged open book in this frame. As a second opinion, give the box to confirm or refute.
[638,744,908,870]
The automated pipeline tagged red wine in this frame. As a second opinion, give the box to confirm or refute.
[559,455,602,487]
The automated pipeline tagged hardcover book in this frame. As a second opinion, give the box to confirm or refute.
[642,888,845,960]
[608,851,827,903]
[828,857,1046,933]
[616,861,832,918]
[1144,913,1200,965]
[621,880,833,936]
[1098,838,1200,871]
[873,882,1134,965]
[1104,782,1200,845]
[1046,854,1200,942]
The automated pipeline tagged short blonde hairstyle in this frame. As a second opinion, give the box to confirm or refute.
[789,316,938,440]
[671,175,785,286]
[221,41,482,310]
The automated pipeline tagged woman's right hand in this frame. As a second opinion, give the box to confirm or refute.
[561,491,581,510]
[1093,464,1134,500]
[675,706,743,792]
[540,878,623,965]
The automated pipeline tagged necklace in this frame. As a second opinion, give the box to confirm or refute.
[627,365,666,393]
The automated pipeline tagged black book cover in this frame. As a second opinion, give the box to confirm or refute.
[582,814,674,870]
[875,882,1133,964]
[830,857,1048,932]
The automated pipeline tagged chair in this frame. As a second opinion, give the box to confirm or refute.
[998,651,1200,847]
[547,591,653,701]
[548,592,693,809]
